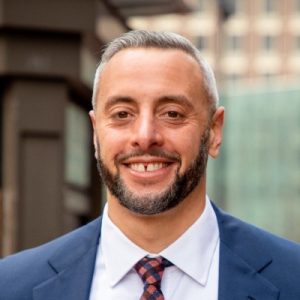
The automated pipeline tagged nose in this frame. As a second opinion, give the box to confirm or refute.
[130,114,163,151]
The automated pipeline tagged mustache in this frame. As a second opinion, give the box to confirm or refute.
[115,149,181,164]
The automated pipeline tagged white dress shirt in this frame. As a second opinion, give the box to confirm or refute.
[89,196,220,300]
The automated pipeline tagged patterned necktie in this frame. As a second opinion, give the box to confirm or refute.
[134,256,173,300]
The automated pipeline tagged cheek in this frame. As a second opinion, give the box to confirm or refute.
[182,141,201,168]
[97,128,127,161]
[166,130,201,168]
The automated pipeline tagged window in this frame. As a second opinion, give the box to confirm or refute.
[226,73,241,83]
[261,35,277,52]
[227,35,244,52]
[261,71,277,82]
[295,0,300,12]
[294,35,300,52]
[185,0,208,12]
[262,0,278,14]
[196,35,209,51]
[226,0,245,15]
[197,0,204,12]
[65,103,91,188]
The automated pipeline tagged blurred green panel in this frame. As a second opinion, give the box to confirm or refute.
[65,103,91,188]
[207,84,300,242]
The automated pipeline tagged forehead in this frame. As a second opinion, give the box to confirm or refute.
[102,47,201,78]
[96,48,206,108]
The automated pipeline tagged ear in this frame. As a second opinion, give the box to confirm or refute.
[208,107,225,159]
[89,110,99,159]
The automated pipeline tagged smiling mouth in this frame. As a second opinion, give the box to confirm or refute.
[127,162,170,172]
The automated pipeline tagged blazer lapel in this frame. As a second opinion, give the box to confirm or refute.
[31,204,280,300]
[218,241,279,300]
[33,218,101,300]
[213,203,280,300]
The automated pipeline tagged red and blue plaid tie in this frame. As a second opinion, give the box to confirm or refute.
[134,256,173,300]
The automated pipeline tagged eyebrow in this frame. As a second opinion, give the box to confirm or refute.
[103,96,136,113]
[157,95,194,110]
[103,94,195,112]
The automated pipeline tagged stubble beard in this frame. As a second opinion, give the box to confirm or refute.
[96,128,210,215]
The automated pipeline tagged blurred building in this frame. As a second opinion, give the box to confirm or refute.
[1,0,300,257]
[129,0,300,242]
[0,0,120,257]
[129,0,300,84]
[0,0,193,257]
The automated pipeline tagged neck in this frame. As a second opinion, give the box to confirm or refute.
[106,183,206,253]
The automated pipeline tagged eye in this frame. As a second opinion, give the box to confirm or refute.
[116,111,129,119]
[167,111,182,118]
[158,108,186,123]
[111,110,133,120]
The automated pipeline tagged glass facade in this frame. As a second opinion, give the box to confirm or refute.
[208,84,300,242]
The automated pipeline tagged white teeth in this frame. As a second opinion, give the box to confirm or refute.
[130,163,145,172]
[147,163,164,171]
[129,163,165,172]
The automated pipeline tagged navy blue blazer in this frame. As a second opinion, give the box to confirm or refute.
[1,203,300,300]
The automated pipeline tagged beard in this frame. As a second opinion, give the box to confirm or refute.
[96,128,210,215]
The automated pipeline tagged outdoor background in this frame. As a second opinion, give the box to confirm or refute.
[1,0,299,257]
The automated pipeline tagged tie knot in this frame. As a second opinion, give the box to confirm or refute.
[134,256,172,287]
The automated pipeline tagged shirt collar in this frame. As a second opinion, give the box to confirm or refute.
[101,206,148,287]
[101,196,219,287]
[160,196,219,285]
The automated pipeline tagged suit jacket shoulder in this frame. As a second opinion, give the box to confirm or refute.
[0,218,101,300]
[213,203,300,300]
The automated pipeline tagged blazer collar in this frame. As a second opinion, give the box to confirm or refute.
[31,204,280,300]
[33,218,101,300]
[212,203,279,300]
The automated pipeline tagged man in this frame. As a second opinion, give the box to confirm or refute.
[0,30,300,300]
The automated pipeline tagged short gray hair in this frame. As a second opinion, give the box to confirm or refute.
[92,30,219,113]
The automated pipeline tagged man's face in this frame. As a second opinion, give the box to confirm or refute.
[90,48,223,215]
